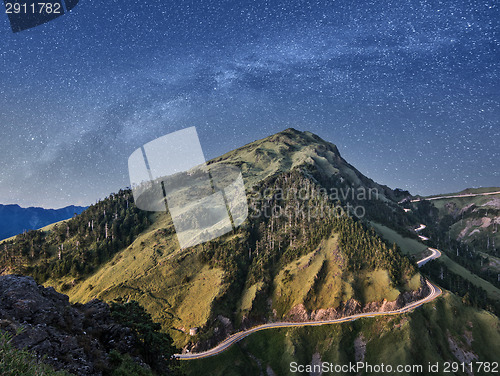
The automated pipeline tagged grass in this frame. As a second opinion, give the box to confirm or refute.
[0,330,70,376]
[432,192,500,250]
[478,251,500,273]
[272,234,412,315]
[174,265,225,331]
[369,222,427,256]
[418,190,500,302]
[0,218,70,244]
[306,237,347,309]
[52,212,226,348]
[439,254,500,300]
[358,269,401,303]
[52,215,426,350]
[184,292,500,376]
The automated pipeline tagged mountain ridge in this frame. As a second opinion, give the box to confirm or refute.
[1,128,499,375]
[209,128,407,203]
[0,129,433,352]
[0,204,87,241]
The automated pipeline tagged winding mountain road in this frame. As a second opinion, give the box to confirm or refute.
[175,225,442,360]
[415,223,430,241]
[417,248,441,267]
[415,224,427,232]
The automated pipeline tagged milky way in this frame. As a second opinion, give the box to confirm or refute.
[0,0,498,207]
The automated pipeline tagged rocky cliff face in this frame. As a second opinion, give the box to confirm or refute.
[183,277,430,354]
[0,275,140,375]
[286,276,430,322]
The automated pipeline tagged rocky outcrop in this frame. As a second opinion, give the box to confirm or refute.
[0,275,140,375]
[286,277,430,322]
[187,314,234,353]
[187,277,431,354]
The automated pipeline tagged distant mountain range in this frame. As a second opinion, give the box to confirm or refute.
[0,204,87,240]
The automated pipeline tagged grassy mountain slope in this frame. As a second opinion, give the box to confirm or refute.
[0,330,70,376]
[1,128,498,374]
[185,291,500,376]
[419,188,500,257]
[404,189,500,307]
[369,222,427,256]
[0,129,436,351]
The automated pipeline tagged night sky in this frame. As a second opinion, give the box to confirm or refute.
[0,0,498,208]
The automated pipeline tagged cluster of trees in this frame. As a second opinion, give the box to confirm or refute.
[435,204,499,256]
[1,189,150,283]
[335,217,416,285]
[110,300,180,375]
[196,168,419,323]
[422,260,500,317]
[421,215,500,290]
[313,165,423,241]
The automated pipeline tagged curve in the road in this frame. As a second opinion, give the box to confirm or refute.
[175,227,442,360]
[417,248,441,267]
[415,224,427,232]
[415,224,430,241]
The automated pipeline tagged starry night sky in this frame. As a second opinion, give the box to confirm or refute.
[0,0,498,208]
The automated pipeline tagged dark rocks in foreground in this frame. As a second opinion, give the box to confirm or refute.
[0,275,140,375]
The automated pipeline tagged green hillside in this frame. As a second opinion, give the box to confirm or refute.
[418,188,499,256]
[1,128,499,375]
[0,129,423,351]
[407,189,500,303]
[424,187,500,199]
[369,222,427,256]
[0,330,70,376]
[185,292,500,376]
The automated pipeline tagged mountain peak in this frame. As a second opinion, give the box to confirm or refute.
[269,128,339,153]
[277,127,302,136]
[208,128,393,200]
